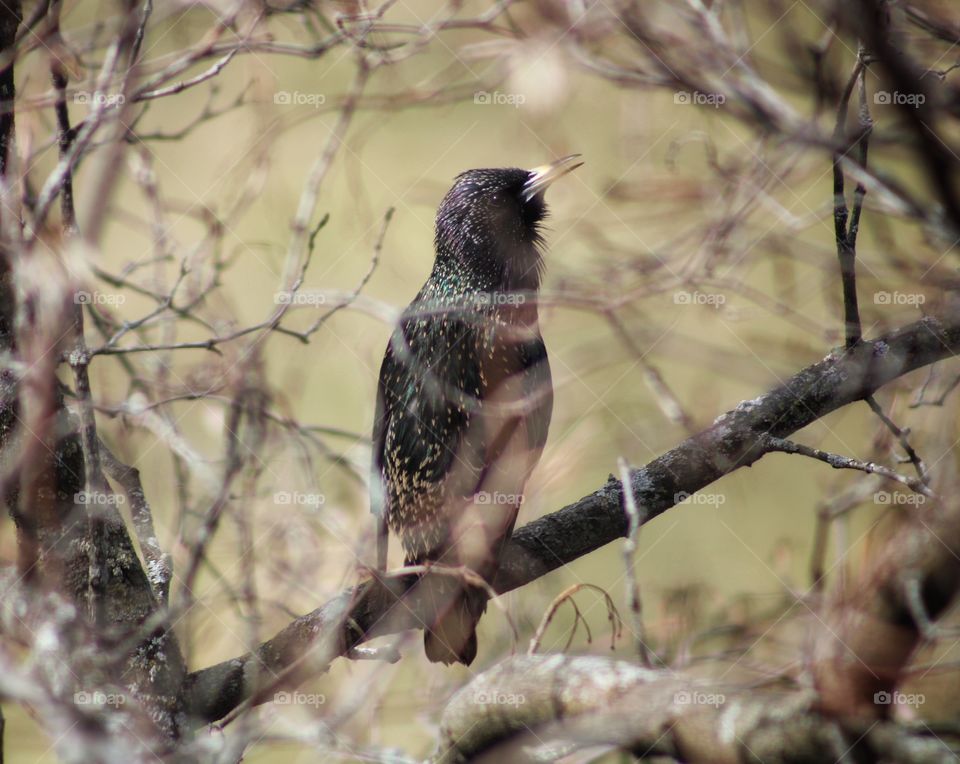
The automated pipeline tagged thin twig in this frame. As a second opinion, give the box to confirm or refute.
[865,396,928,483]
[618,457,653,667]
[52,50,113,627]
[910,368,960,408]
[528,583,623,655]
[764,435,934,498]
[99,441,172,604]
[608,313,694,432]
[299,206,393,337]
[832,55,868,348]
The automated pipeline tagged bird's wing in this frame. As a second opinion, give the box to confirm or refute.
[370,341,395,570]
[378,311,487,564]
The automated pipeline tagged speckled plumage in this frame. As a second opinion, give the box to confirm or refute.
[371,165,566,665]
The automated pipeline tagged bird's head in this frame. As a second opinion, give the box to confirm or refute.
[433,156,582,292]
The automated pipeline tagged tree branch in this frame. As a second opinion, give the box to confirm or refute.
[763,435,932,497]
[432,654,956,763]
[184,306,960,724]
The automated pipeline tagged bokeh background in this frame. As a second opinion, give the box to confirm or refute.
[3,0,959,760]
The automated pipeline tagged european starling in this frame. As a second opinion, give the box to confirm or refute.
[371,156,582,665]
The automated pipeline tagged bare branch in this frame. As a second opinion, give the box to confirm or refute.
[185,308,960,723]
[763,435,932,497]
[618,457,653,667]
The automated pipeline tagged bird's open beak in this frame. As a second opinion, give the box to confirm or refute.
[521,154,583,202]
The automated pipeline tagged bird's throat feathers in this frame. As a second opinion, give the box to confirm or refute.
[433,229,545,294]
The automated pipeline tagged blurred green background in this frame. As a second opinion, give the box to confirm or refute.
[3,0,959,760]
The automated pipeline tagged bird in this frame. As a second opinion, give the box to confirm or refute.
[370,156,582,665]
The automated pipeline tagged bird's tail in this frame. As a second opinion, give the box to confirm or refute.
[423,584,487,665]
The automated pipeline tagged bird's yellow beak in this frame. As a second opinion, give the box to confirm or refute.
[521,154,583,202]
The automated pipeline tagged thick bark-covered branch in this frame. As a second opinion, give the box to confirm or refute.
[437,464,960,762]
[433,654,956,763]
[185,306,960,724]
[0,7,188,742]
